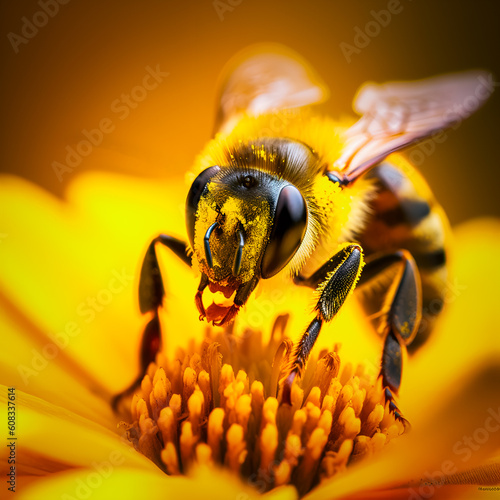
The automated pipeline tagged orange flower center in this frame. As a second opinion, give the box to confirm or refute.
[120,317,405,496]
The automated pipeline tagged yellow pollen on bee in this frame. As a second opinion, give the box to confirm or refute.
[121,327,406,493]
[401,321,410,335]
[193,187,271,282]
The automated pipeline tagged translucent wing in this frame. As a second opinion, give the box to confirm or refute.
[336,71,494,182]
[214,45,328,134]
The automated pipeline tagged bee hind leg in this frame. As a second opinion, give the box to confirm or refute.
[111,234,191,413]
[282,244,364,404]
[358,249,422,429]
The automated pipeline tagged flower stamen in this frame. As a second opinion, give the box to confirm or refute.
[120,322,406,495]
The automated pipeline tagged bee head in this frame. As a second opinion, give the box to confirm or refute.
[186,166,308,287]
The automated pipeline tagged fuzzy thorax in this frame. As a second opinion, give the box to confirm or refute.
[188,112,377,280]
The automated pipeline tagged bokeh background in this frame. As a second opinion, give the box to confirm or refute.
[1,0,499,225]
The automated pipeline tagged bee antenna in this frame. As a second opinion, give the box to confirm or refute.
[204,222,218,268]
[232,230,245,276]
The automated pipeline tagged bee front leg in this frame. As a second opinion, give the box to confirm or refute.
[282,244,364,404]
[111,234,191,412]
[357,250,422,427]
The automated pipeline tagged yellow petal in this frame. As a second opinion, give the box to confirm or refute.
[17,465,298,500]
[4,169,500,500]
[0,173,201,396]
[333,483,493,499]
[0,299,114,428]
[305,360,500,499]
[403,217,500,424]
[0,385,158,481]
[305,218,500,499]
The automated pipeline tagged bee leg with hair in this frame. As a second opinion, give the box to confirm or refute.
[357,250,422,430]
[282,244,364,404]
[111,234,191,412]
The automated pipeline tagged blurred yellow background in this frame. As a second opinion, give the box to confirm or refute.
[1,0,499,225]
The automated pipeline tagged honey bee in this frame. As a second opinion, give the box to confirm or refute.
[113,47,492,420]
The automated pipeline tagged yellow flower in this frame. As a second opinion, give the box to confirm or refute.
[1,172,499,500]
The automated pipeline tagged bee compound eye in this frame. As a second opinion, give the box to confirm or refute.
[185,166,221,247]
[261,184,308,279]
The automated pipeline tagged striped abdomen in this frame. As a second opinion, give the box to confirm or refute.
[357,162,449,351]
